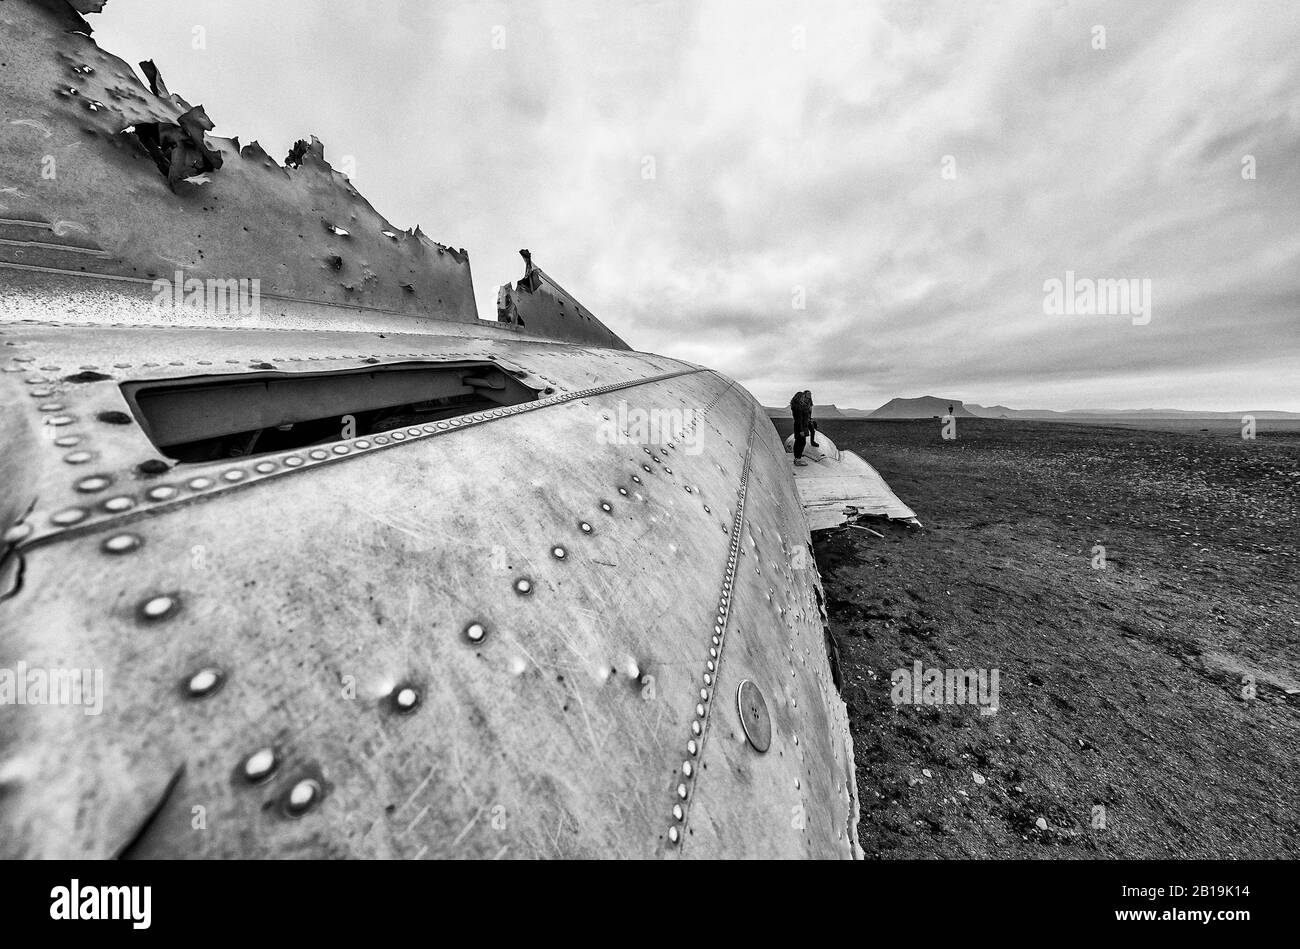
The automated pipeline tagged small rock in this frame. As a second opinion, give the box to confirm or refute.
[922,769,932,778]
[1035,817,1048,831]
[972,772,986,785]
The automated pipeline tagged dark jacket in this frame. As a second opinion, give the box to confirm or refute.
[790,393,812,433]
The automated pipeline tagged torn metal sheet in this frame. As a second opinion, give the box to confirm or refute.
[0,0,476,320]
[784,433,921,529]
[497,249,631,350]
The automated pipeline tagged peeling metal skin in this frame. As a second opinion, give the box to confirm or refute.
[1,0,478,321]
[0,0,862,859]
[497,249,630,351]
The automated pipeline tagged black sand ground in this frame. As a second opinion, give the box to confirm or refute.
[782,418,1299,858]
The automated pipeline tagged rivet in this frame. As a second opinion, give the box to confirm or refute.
[688,739,698,756]
[691,720,701,736]
[700,688,709,702]
[677,783,688,800]
[672,804,684,821]
[3,523,32,544]
[63,450,92,465]
[75,475,110,493]
[147,485,177,501]
[464,621,487,643]
[332,444,350,455]
[187,667,224,698]
[29,388,53,398]
[682,761,693,778]
[356,440,372,449]
[695,703,705,717]
[284,455,304,467]
[579,521,592,534]
[140,595,177,620]
[668,826,680,844]
[188,477,214,490]
[255,461,276,474]
[665,468,672,474]
[284,778,322,817]
[242,748,277,783]
[53,436,80,447]
[703,673,712,686]
[707,660,715,671]
[631,476,641,484]
[514,577,533,596]
[600,502,612,513]
[407,428,420,437]
[552,546,566,560]
[51,507,87,526]
[393,686,420,712]
[102,533,140,554]
[102,496,134,513]
[45,415,74,426]
[309,450,328,460]
[374,436,390,445]
[642,464,651,472]
[392,431,406,440]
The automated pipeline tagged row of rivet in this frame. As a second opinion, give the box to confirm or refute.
[666,420,757,849]
[11,368,705,547]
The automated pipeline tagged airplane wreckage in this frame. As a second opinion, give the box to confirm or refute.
[0,0,917,859]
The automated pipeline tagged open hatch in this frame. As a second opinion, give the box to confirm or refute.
[121,361,536,463]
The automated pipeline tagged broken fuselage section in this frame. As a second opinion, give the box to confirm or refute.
[0,0,861,860]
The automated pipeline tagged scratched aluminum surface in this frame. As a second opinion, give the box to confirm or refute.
[1,338,860,858]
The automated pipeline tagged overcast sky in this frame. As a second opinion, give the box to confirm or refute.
[93,0,1300,411]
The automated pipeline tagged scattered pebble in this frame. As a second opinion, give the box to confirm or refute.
[1035,817,1048,831]
[972,771,986,785]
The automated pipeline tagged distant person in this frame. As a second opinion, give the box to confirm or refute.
[790,390,812,466]
[948,403,953,416]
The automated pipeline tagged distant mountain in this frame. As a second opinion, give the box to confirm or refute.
[765,403,849,418]
[870,396,977,419]
[766,399,1300,421]
[965,404,1300,420]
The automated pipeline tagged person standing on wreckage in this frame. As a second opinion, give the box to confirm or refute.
[790,390,814,466]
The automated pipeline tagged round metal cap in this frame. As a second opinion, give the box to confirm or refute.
[736,679,771,753]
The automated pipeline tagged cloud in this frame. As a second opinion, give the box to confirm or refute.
[93,0,1300,410]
